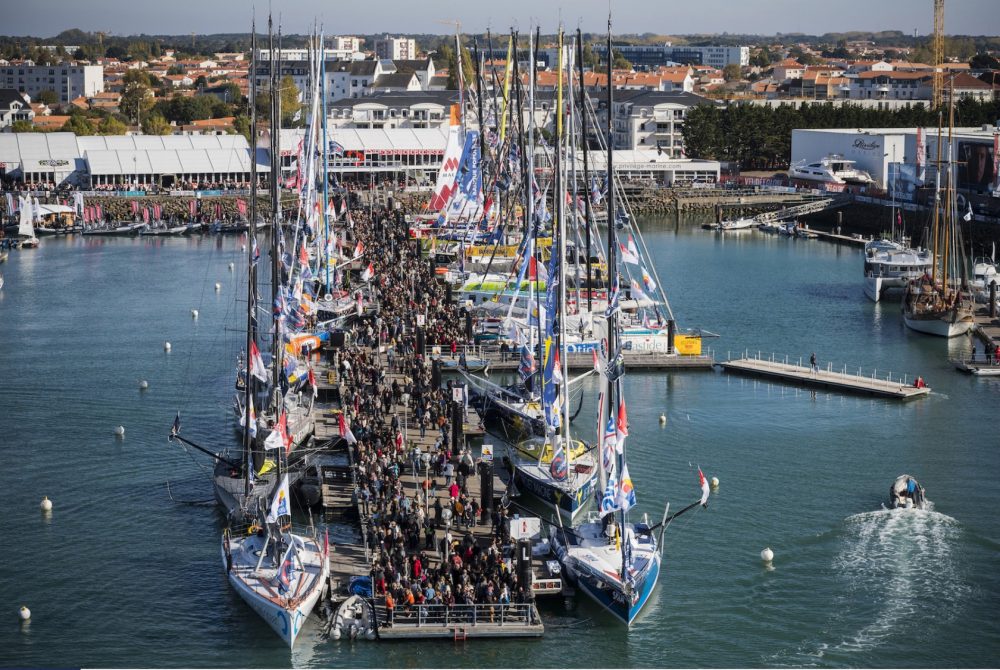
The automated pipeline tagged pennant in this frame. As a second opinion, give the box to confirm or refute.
[249,341,267,382]
[266,474,290,523]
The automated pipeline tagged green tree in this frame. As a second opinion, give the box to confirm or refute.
[167,64,184,76]
[279,75,301,125]
[120,79,154,124]
[97,116,127,135]
[194,75,208,90]
[581,43,598,69]
[62,114,95,136]
[722,64,743,82]
[233,115,251,142]
[37,89,59,106]
[611,49,632,70]
[10,120,37,133]
[142,113,172,135]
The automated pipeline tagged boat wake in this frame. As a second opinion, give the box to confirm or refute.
[771,506,968,666]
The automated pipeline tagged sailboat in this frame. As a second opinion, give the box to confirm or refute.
[505,29,597,521]
[17,196,40,248]
[902,100,975,337]
[221,20,329,648]
[550,24,708,626]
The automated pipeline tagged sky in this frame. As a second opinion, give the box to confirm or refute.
[4,0,999,38]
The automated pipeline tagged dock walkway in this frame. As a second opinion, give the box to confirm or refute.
[721,356,931,399]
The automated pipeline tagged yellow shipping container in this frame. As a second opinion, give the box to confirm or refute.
[673,334,702,356]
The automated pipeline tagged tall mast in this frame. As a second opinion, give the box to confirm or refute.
[555,27,570,448]
[269,17,282,402]
[244,18,259,497]
[577,29,594,314]
[931,111,943,285]
[473,40,486,169]
[321,33,331,292]
[943,83,954,295]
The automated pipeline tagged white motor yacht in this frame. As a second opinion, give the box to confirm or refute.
[790,155,874,186]
[863,239,933,302]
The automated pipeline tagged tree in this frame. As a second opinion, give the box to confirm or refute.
[233,115,251,142]
[62,114,95,136]
[722,64,743,82]
[167,64,184,76]
[142,113,171,135]
[279,75,301,126]
[194,75,208,90]
[10,120,37,133]
[120,79,154,124]
[581,43,598,69]
[105,44,128,60]
[611,49,632,70]
[97,116,127,135]
[750,47,774,68]
[37,89,59,106]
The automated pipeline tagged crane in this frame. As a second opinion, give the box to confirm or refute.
[931,0,945,109]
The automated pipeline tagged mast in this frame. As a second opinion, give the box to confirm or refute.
[577,29,594,313]
[931,111,943,285]
[269,17,283,403]
[557,29,571,450]
[244,18,259,498]
[943,83,954,296]
[321,33,331,292]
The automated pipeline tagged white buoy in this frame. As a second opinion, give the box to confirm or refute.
[19,606,30,621]
[710,476,719,490]
[164,341,172,352]
[761,547,774,563]
[228,262,235,271]
[191,309,199,319]
[658,413,667,424]
[114,425,125,437]
[214,282,221,292]
[40,496,52,512]
[139,380,149,390]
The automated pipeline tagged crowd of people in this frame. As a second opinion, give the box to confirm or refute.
[329,205,534,617]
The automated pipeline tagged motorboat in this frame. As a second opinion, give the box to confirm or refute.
[888,474,926,509]
[506,436,598,520]
[717,218,756,231]
[863,239,933,302]
[328,594,376,641]
[789,154,874,185]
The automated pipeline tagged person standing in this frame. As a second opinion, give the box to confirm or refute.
[810,352,818,373]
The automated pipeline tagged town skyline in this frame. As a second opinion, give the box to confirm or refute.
[4,0,1000,38]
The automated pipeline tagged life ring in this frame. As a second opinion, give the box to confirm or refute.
[324,293,333,302]
[247,524,261,535]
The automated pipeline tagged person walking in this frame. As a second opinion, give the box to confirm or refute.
[810,352,818,374]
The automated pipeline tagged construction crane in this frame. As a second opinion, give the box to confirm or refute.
[931,0,945,109]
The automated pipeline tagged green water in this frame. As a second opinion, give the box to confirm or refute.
[0,221,997,667]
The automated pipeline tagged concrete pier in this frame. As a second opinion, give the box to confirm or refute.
[721,356,931,399]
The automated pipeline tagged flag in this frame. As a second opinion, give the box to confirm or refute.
[353,241,364,258]
[329,140,345,156]
[299,243,309,267]
[699,468,710,506]
[249,341,267,382]
[171,412,181,436]
[619,237,639,265]
[266,474,290,523]
[240,397,258,438]
[601,416,616,472]
[600,473,620,514]
[604,276,621,318]
[549,442,568,481]
[257,459,276,476]
[604,416,618,453]
[552,349,563,384]
[338,413,357,444]
[308,367,318,399]
[591,176,603,205]
[278,410,292,454]
[518,346,536,379]
[641,266,657,293]
[276,544,295,592]
[592,349,600,372]
[630,280,649,303]
[263,427,283,450]
[615,399,629,452]
[361,262,374,282]
[292,108,301,122]
[618,464,636,512]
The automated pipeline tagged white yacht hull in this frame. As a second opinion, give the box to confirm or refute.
[902,312,974,338]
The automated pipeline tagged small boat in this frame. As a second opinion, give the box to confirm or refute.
[717,218,756,231]
[439,355,490,374]
[950,357,1000,376]
[888,474,926,509]
[328,594,376,641]
[83,222,146,236]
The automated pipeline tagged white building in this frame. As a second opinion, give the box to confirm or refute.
[607,91,714,157]
[327,91,460,130]
[254,59,384,105]
[791,126,1000,197]
[0,89,33,130]
[0,62,104,103]
[255,47,364,62]
[375,36,417,61]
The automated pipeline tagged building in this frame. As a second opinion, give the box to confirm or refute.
[327,91,461,130]
[0,89,33,130]
[0,132,264,188]
[254,58,384,105]
[606,90,714,156]
[0,62,104,103]
[375,36,417,61]
[791,126,1000,200]
[256,46,364,62]
[572,150,721,185]
[594,44,749,70]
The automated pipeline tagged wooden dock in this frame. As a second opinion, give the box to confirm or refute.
[720,357,931,399]
[802,227,870,247]
[972,306,1000,350]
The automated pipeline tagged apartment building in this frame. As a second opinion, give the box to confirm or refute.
[0,62,104,103]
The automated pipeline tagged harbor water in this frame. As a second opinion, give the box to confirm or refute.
[1,218,998,667]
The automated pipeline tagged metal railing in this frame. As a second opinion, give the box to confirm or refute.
[375,602,538,628]
[729,349,917,387]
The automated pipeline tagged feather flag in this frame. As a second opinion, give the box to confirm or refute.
[249,341,267,382]
[699,468,710,506]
